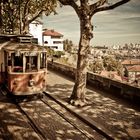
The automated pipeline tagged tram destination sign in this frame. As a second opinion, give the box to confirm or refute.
[25,52,38,56]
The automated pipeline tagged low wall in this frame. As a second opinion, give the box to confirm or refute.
[48,61,140,100]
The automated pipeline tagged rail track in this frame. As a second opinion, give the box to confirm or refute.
[0,85,113,140]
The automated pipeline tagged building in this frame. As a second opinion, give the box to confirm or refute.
[124,65,140,83]
[43,29,63,51]
[121,59,140,85]
[29,20,43,46]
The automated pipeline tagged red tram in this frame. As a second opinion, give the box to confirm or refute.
[0,35,47,96]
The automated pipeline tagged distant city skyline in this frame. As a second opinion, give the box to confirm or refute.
[43,0,140,46]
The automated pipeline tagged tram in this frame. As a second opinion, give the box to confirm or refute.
[0,34,47,96]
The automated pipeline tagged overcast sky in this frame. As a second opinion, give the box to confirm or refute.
[43,0,140,46]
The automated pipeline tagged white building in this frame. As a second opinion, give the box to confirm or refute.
[43,29,63,51]
[29,20,43,46]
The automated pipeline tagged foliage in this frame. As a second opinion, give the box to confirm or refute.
[103,56,123,75]
[55,57,69,65]
[89,60,104,73]
[53,51,65,58]
[88,56,123,76]
[0,0,57,34]
[46,48,55,57]
[0,0,19,33]
[63,39,74,53]
[46,48,64,58]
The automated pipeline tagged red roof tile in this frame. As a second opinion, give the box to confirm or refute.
[125,65,140,72]
[100,70,122,81]
[43,29,63,37]
[122,59,140,65]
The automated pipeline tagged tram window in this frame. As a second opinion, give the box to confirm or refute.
[12,53,23,72]
[26,56,37,71]
[40,53,46,69]
[14,56,23,67]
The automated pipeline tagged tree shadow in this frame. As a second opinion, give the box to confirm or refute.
[0,92,41,140]
[0,87,87,140]
[46,84,73,103]
[78,90,140,139]
[19,100,87,140]
[46,83,140,140]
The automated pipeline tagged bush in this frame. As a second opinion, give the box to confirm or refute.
[53,51,64,58]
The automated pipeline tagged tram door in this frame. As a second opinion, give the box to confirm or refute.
[3,51,11,84]
[0,63,4,83]
[3,51,7,83]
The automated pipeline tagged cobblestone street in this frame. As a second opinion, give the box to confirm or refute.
[0,94,41,140]
[46,70,140,140]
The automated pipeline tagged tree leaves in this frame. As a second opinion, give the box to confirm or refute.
[0,0,57,34]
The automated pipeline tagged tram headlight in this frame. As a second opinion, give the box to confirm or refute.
[28,79,35,87]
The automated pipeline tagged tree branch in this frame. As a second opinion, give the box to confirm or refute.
[59,0,74,5]
[80,0,88,4]
[23,0,31,18]
[59,0,80,16]
[94,0,131,14]
[90,0,107,11]
[28,9,44,24]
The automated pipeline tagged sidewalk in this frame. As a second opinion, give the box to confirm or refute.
[46,70,140,140]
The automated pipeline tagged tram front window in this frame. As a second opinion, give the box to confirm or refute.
[26,56,37,72]
[12,54,23,72]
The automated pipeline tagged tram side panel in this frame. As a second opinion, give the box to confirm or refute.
[8,71,47,95]
[0,50,5,84]
[0,50,2,84]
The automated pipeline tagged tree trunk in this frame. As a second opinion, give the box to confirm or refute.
[22,21,29,34]
[70,15,93,106]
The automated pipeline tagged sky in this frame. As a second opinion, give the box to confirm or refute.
[43,0,140,46]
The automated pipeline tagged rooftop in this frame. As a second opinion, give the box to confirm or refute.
[43,29,63,37]
[122,59,140,65]
[125,65,140,72]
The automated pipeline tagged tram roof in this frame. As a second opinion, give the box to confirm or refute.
[0,41,47,52]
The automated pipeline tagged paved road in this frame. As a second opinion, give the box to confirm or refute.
[46,70,140,140]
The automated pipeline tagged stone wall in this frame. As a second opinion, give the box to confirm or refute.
[48,61,140,100]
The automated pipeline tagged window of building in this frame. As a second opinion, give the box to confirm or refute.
[44,41,48,44]
[52,46,58,49]
[51,36,62,39]
[53,41,62,44]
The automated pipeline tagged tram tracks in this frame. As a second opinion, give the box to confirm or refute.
[15,102,47,140]
[40,95,97,140]
[11,95,95,140]
[1,86,112,140]
[18,98,96,139]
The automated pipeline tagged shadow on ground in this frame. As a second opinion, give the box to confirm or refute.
[46,81,140,140]
[0,93,40,140]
